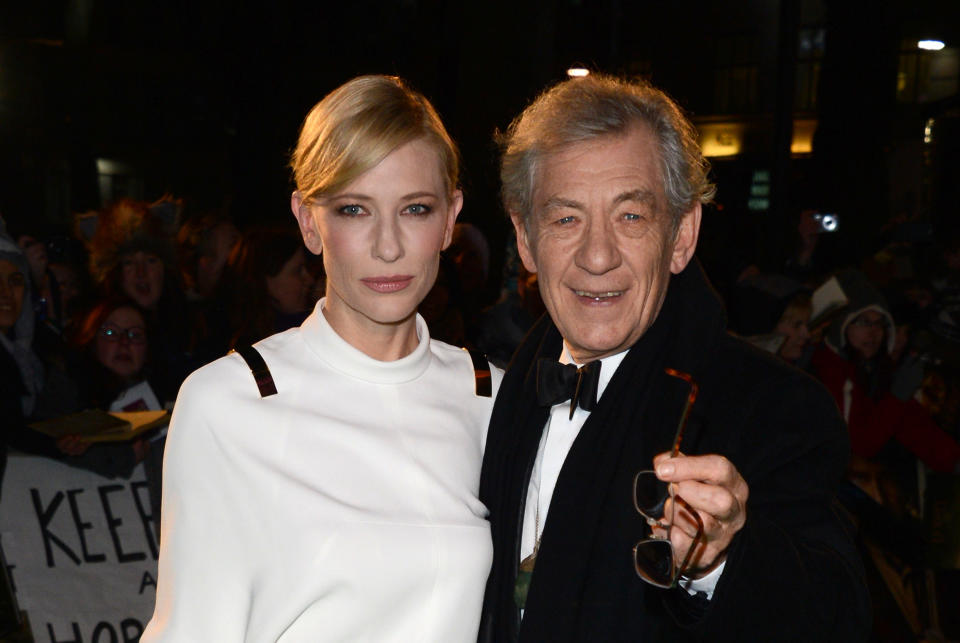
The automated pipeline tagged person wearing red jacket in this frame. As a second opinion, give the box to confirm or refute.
[812,270,960,472]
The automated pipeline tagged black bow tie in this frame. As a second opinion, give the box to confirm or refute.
[536,358,602,420]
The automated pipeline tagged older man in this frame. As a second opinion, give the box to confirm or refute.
[479,75,869,641]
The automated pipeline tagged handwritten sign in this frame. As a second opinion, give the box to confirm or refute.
[0,453,158,642]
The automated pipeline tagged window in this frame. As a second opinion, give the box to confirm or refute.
[897,40,959,104]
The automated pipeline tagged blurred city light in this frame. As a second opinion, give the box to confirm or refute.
[567,68,590,78]
[698,123,743,157]
[918,40,945,51]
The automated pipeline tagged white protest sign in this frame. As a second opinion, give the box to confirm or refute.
[0,453,158,642]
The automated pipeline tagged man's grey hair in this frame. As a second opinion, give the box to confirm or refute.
[498,74,715,232]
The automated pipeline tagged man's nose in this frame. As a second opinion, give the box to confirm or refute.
[574,217,620,274]
[373,218,404,262]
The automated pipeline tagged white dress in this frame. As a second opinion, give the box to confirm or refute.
[142,300,501,642]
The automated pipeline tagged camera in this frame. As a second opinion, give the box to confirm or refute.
[813,213,839,233]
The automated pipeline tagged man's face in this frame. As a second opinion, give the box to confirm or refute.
[513,126,700,363]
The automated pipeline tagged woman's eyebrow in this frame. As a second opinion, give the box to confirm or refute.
[400,191,440,201]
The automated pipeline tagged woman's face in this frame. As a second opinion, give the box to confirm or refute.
[265,247,315,315]
[95,305,148,379]
[120,251,165,310]
[294,138,462,346]
[845,310,888,360]
[0,259,26,334]
[775,306,811,362]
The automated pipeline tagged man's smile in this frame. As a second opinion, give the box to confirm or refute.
[572,289,624,302]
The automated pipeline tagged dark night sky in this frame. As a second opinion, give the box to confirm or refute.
[2,0,959,278]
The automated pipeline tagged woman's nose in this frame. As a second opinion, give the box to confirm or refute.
[373,219,403,262]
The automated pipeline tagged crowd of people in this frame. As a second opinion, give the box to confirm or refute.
[722,209,960,639]
[0,198,328,489]
[0,72,958,641]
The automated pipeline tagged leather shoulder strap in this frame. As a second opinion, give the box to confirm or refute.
[465,348,492,398]
[231,345,278,398]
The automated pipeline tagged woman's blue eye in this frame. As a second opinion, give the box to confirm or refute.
[338,205,364,216]
[404,204,432,216]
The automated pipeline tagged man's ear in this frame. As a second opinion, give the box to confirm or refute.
[291,191,322,255]
[441,189,464,251]
[510,211,538,274]
[669,202,702,275]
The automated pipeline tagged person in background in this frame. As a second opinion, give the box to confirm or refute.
[728,274,813,368]
[176,211,240,363]
[43,297,161,479]
[224,224,316,349]
[812,269,960,473]
[144,75,501,641]
[419,252,467,346]
[476,265,545,369]
[85,197,192,399]
[772,292,813,364]
[176,212,240,302]
[68,298,165,413]
[0,218,46,494]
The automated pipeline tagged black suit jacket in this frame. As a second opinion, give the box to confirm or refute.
[479,262,870,642]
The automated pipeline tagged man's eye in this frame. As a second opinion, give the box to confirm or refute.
[338,204,365,216]
[404,203,433,216]
[623,212,645,222]
[557,215,576,225]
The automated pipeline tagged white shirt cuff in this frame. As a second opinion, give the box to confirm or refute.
[679,561,725,600]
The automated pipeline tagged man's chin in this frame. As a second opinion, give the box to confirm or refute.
[563,334,633,363]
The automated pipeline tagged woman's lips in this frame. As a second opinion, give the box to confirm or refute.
[361,276,414,293]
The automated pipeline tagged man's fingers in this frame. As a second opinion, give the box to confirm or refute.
[655,453,738,487]
[671,480,741,522]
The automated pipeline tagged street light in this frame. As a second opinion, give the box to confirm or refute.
[918,40,945,51]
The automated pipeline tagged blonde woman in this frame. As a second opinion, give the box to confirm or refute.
[143,76,501,642]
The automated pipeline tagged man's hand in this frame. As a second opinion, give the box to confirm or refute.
[652,453,749,578]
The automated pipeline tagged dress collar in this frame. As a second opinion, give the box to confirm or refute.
[300,298,432,384]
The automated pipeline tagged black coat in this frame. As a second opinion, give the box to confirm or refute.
[479,262,870,642]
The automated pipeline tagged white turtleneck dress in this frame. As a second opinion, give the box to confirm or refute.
[142,301,501,642]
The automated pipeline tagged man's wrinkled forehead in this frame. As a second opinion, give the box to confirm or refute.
[529,129,666,214]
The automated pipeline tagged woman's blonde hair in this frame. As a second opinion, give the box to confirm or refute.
[290,75,459,204]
